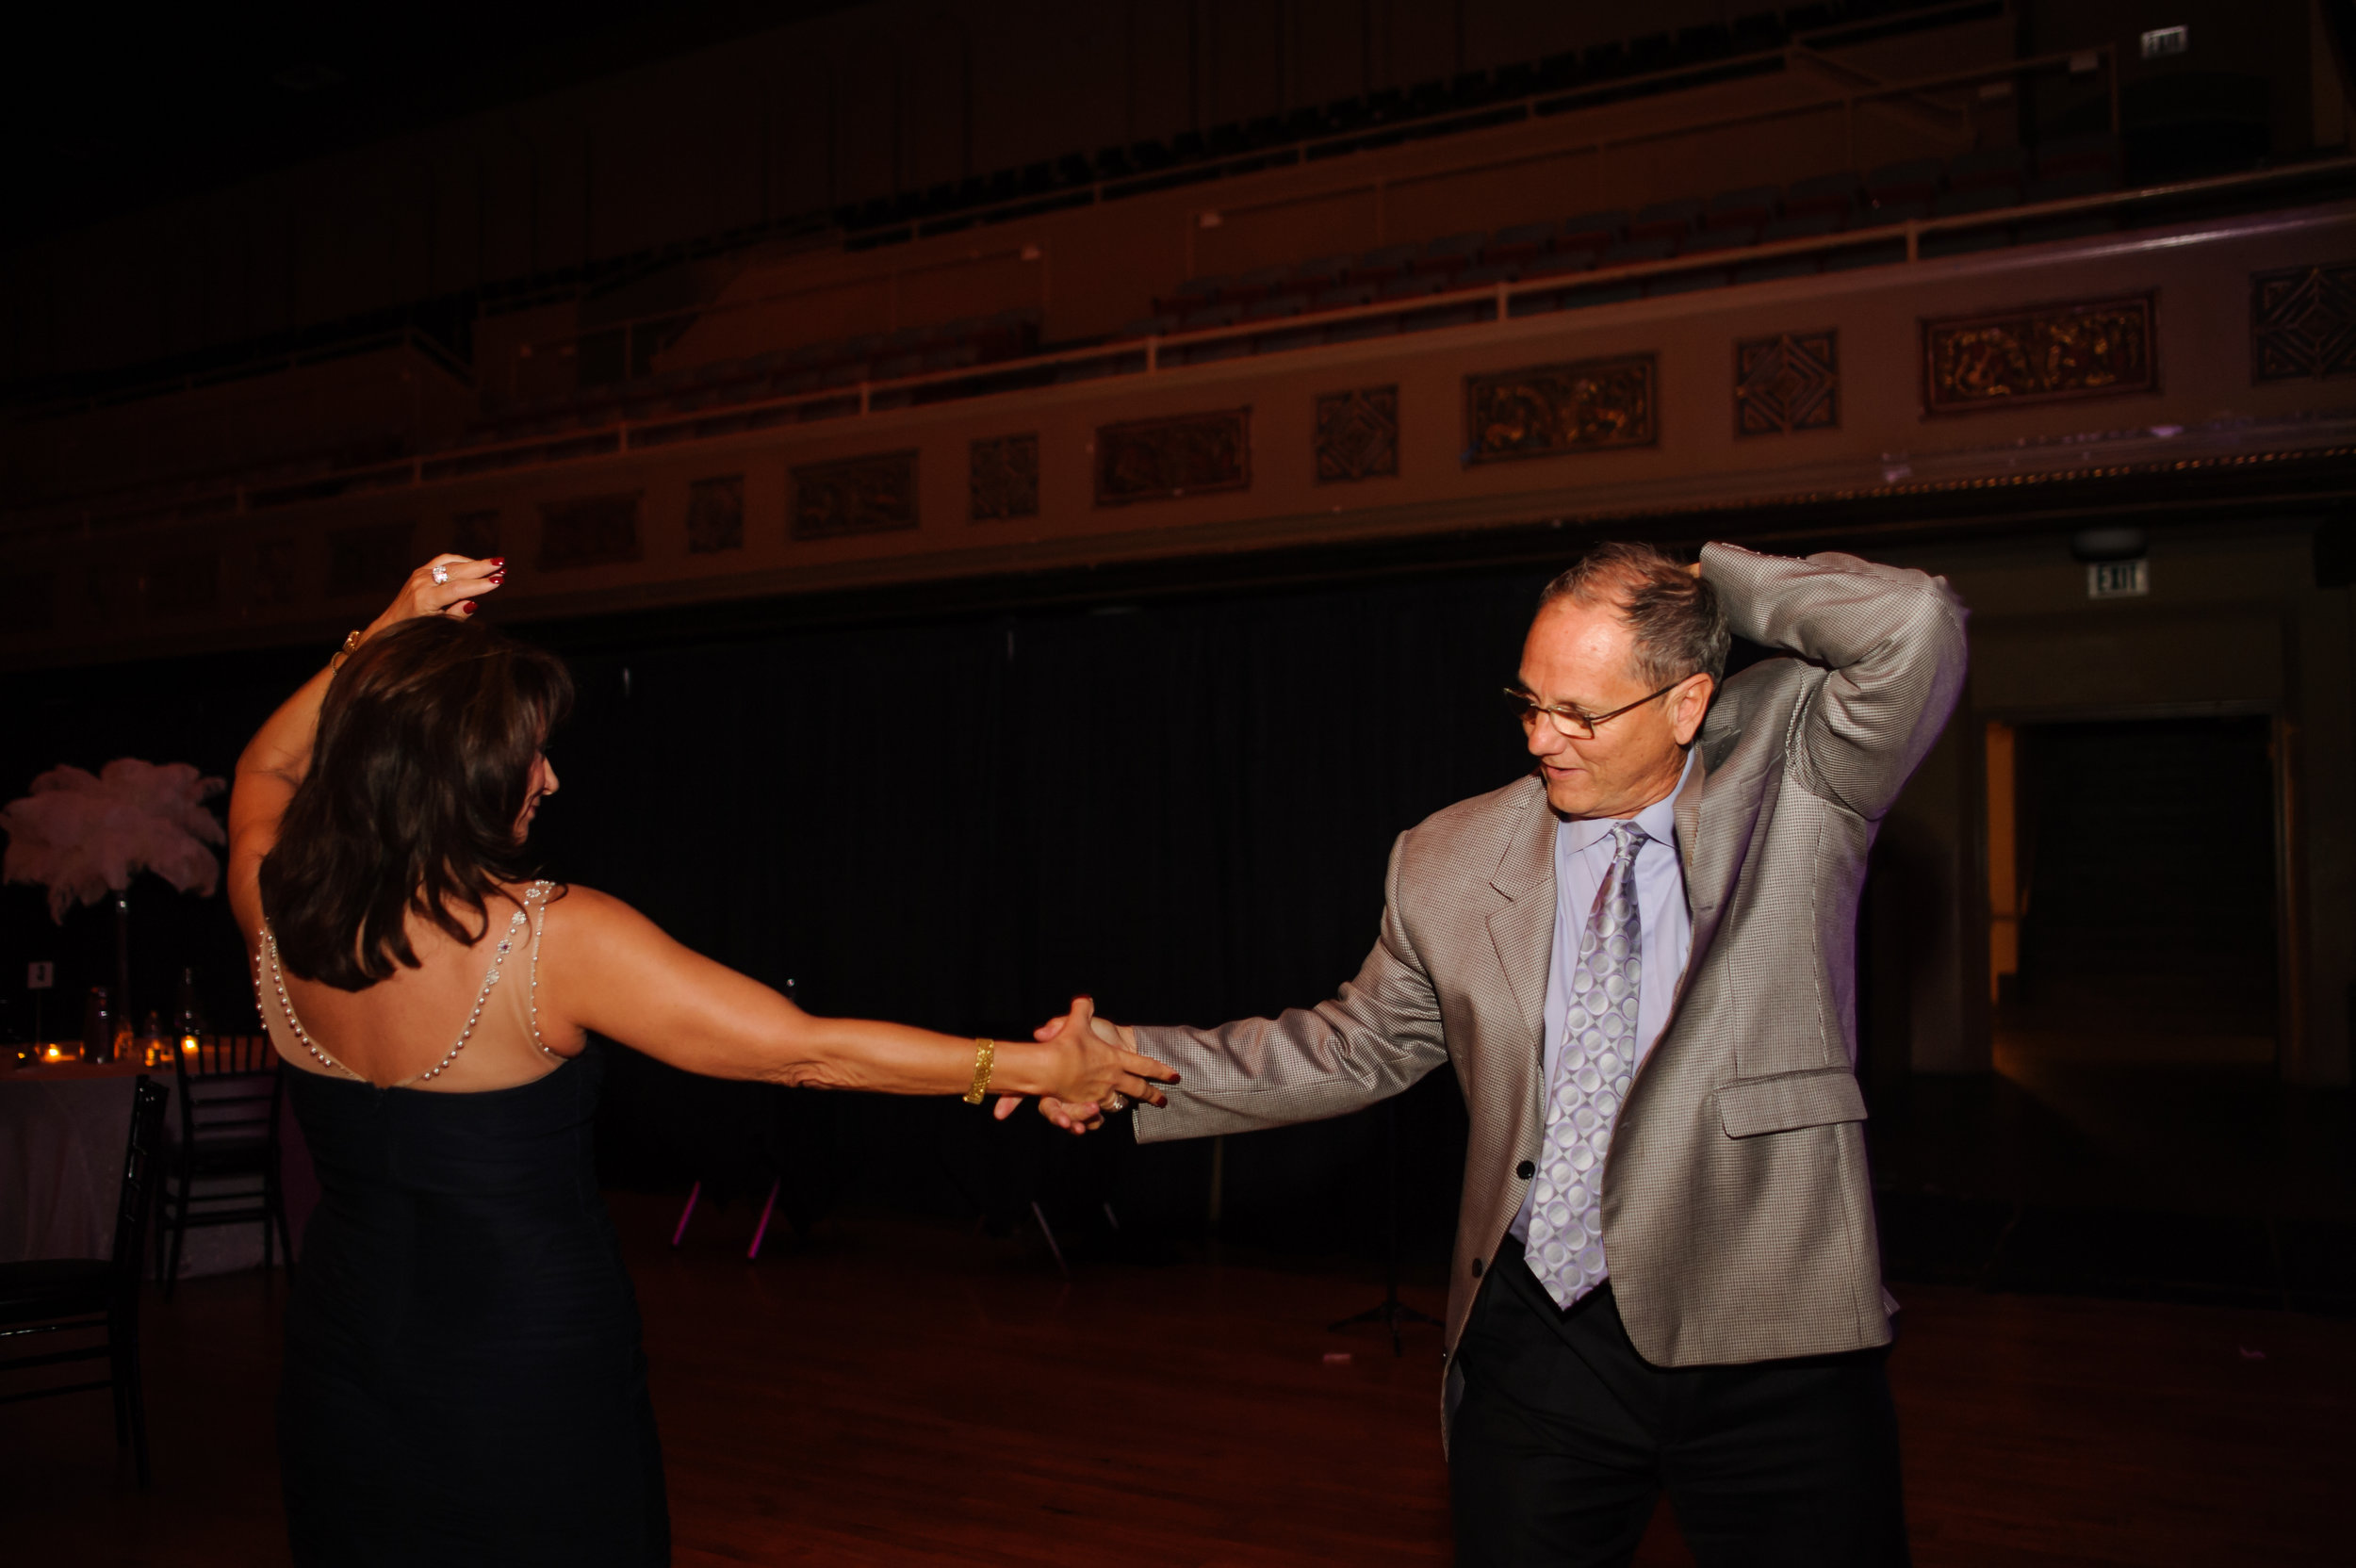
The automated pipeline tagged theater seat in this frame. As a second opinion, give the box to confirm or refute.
[1484,221,1558,264]
[1628,198,1703,241]
[1945,146,2028,191]
[1702,186,1779,231]
[1861,157,1942,207]
[1782,172,1861,219]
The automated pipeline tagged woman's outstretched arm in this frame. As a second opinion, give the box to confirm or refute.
[224,555,501,938]
[543,887,1170,1106]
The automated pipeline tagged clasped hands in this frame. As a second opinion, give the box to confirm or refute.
[991,996,1160,1135]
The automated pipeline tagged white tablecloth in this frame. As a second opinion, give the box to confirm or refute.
[0,1067,318,1278]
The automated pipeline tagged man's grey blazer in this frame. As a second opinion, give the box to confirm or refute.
[1132,544,1968,1389]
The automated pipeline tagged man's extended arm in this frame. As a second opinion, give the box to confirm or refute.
[1701,542,1969,820]
[1124,832,1449,1144]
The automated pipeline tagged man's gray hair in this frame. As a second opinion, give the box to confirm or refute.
[1538,541,1730,686]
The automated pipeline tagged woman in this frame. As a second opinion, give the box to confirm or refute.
[226,555,1169,1566]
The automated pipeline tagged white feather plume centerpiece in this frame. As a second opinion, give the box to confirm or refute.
[0,759,229,923]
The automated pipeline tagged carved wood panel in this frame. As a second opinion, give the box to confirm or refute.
[793,451,919,540]
[1733,331,1839,436]
[969,434,1040,521]
[1314,386,1399,482]
[1094,408,1251,505]
[2250,261,2356,383]
[538,493,644,569]
[1464,355,1657,465]
[687,475,745,553]
[328,522,416,597]
[451,509,500,560]
[1921,293,2155,416]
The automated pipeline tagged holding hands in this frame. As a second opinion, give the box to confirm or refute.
[995,997,1149,1135]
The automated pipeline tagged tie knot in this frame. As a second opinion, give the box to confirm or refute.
[1611,821,1647,862]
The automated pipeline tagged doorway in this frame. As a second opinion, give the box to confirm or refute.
[1986,713,2280,1069]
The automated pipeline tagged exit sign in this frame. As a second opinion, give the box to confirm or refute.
[2088,559,2149,598]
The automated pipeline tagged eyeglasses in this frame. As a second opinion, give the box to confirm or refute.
[1503,679,1687,740]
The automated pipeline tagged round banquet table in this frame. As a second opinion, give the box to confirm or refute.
[0,1053,319,1277]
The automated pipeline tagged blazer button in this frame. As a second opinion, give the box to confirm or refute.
[1470,1257,1484,1279]
[1516,1159,1534,1180]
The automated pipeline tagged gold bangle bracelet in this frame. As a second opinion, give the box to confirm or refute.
[962,1037,998,1105]
[329,629,363,672]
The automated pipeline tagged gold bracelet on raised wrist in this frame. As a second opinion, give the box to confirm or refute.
[962,1037,998,1104]
[329,629,364,672]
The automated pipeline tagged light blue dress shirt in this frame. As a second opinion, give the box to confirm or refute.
[1509,747,1697,1247]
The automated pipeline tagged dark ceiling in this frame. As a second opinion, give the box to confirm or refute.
[1,1,865,250]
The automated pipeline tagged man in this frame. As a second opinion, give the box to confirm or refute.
[1031,540,1966,1564]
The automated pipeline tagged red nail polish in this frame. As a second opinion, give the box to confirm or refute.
[491,558,505,566]
[462,600,478,613]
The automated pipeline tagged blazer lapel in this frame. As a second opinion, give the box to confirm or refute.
[1674,736,1764,1005]
[1485,780,1556,1056]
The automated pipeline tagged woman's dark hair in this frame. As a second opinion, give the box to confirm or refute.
[260,616,573,990]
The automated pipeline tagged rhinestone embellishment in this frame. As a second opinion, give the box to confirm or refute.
[255,881,559,1086]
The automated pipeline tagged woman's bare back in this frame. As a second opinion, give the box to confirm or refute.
[257,880,586,1091]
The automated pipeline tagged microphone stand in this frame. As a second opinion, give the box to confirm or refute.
[1327,1096,1442,1356]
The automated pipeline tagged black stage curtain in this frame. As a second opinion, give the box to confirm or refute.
[2,565,1562,1268]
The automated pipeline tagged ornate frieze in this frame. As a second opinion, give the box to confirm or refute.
[1734,332,1839,437]
[2250,261,2356,383]
[538,493,644,569]
[687,475,745,553]
[969,434,1040,521]
[793,451,919,540]
[1921,293,2155,416]
[329,522,417,597]
[1464,355,1657,465]
[1314,386,1399,483]
[1094,408,1251,505]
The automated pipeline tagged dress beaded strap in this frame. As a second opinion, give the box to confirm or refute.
[254,880,562,1086]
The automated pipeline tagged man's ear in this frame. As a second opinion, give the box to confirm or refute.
[1673,674,1715,746]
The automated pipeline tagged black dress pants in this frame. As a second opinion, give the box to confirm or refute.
[1449,1237,1908,1567]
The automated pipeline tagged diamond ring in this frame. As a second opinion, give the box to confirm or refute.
[431,564,450,584]
[1104,1091,1129,1113]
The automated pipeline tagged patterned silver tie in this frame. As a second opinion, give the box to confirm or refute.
[1527,820,1645,1311]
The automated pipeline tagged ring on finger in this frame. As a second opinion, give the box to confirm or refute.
[1103,1091,1129,1113]
[431,564,450,584]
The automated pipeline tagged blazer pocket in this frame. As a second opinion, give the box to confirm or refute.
[1716,1067,1868,1138]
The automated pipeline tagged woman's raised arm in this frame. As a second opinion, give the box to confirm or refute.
[224,555,501,938]
[542,887,1171,1106]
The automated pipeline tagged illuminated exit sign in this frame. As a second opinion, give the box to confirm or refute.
[2088,559,2150,598]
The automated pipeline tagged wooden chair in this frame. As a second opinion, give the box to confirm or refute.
[155,1034,293,1297]
[0,1076,171,1486]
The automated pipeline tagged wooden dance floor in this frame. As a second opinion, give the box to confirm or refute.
[4,1188,2347,1565]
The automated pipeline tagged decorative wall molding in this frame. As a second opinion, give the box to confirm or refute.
[1734,331,1839,437]
[1921,293,2156,416]
[687,475,745,553]
[969,434,1040,521]
[793,451,918,540]
[2250,261,2356,384]
[1094,408,1251,505]
[539,492,644,569]
[1464,355,1657,465]
[1314,386,1399,483]
[329,522,417,598]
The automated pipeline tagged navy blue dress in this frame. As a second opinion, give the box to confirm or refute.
[276,1047,669,1565]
